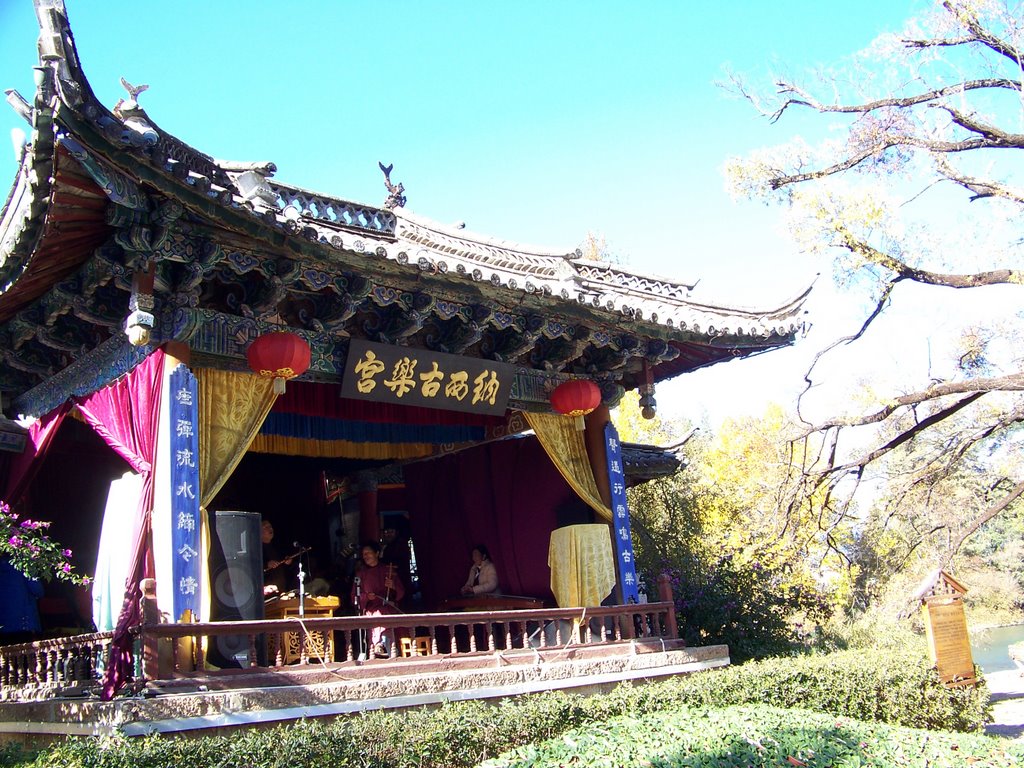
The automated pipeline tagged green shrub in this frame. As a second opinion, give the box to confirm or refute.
[4,648,991,768]
[661,647,992,732]
[483,704,1024,768]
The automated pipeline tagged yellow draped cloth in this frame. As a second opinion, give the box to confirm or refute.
[523,411,611,522]
[548,524,616,608]
[196,369,278,506]
[524,411,618,609]
[194,368,278,624]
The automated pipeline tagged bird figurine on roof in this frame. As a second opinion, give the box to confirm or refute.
[378,161,407,209]
[113,77,149,116]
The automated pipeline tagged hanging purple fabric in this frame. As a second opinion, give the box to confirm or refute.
[76,348,165,700]
[1,401,72,506]
[404,436,576,609]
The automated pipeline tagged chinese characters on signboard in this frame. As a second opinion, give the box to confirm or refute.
[604,422,640,603]
[340,339,514,416]
[169,364,201,621]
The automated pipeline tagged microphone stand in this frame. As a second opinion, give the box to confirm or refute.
[353,575,366,661]
[292,542,309,618]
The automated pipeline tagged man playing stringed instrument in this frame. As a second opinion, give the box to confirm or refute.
[351,540,405,657]
[262,519,310,597]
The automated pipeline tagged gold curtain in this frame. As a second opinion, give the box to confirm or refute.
[248,433,440,460]
[548,524,616,608]
[194,368,278,627]
[195,368,278,506]
[523,411,611,522]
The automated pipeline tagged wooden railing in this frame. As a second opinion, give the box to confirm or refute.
[138,574,679,682]
[0,631,113,700]
[0,576,679,697]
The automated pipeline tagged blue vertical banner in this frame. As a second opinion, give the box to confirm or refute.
[169,364,201,621]
[604,422,639,603]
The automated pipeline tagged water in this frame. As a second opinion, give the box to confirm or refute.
[971,624,1024,674]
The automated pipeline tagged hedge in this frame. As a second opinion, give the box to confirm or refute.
[484,704,1024,768]
[663,647,991,732]
[0,648,993,768]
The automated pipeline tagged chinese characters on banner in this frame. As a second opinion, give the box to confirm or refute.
[169,364,201,621]
[604,422,640,603]
[340,339,514,416]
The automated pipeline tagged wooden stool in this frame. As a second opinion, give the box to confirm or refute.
[399,636,431,657]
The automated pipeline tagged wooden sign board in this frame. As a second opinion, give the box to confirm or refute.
[341,339,514,416]
[922,596,976,686]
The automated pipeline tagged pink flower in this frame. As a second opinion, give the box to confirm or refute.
[8,535,22,547]
[62,549,73,558]
[60,563,71,573]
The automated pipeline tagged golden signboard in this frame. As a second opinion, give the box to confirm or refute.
[922,596,976,686]
[341,339,514,416]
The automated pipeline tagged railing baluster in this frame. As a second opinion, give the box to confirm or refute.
[194,636,206,671]
[248,635,258,667]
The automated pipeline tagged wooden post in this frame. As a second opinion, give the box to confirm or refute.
[162,340,191,366]
[583,404,613,508]
[657,573,678,642]
[139,578,160,683]
[356,472,380,544]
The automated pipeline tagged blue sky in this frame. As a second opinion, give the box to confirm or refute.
[0,1,925,428]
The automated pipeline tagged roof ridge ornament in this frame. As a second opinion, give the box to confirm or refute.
[113,77,148,115]
[378,161,407,210]
[112,77,157,146]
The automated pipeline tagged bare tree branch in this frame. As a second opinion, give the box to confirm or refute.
[828,392,985,472]
[936,104,1024,147]
[808,374,1024,433]
[951,476,1024,553]
[796,278,903,426]
[831,231,1024,288]
[939,0,1024,67]
[771,77,1021,123]
[933,156,1024,204]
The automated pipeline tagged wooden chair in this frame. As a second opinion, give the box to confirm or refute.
[399,636,431,657]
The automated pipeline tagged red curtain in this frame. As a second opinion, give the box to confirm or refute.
[76,349,165,699]
[403,436,576,609]
[1,401,72,506]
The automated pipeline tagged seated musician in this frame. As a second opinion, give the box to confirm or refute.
[262,519,287,596]
[460,544,500,597]
[351,541,405,657]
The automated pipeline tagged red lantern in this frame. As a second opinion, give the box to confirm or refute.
[550,379,601,431]
[246,331,311,394]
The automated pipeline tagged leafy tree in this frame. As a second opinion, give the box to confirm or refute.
[619,402,834,660]
[726,0,1024,558]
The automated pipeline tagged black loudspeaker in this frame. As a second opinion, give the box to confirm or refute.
[208,511,265,668]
